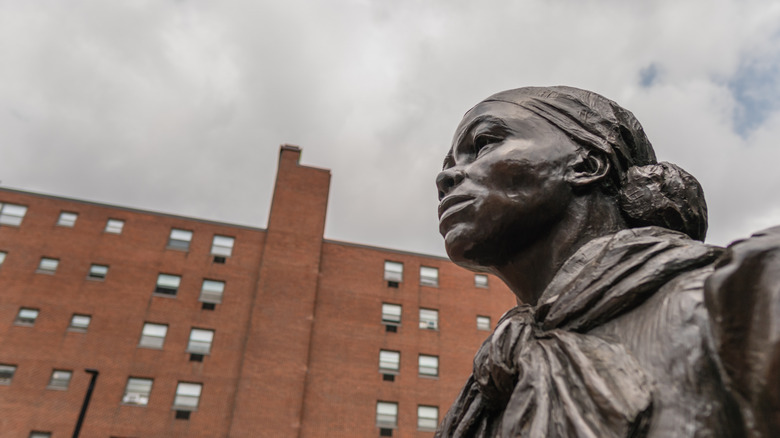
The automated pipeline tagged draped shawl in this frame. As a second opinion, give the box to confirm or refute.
[436,227,724,438]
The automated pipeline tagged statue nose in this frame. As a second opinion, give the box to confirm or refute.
[436,168,465,201]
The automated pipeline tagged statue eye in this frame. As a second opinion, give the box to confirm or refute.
[474,134,499,155]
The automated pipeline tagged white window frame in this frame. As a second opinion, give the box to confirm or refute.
[15,308,39,326]
[419,308,438,330]
[88,264,108,280]
[474,274,489,288]
[122,377,153,406]
[420,266,439,287]
[0,203,27,226]
[418,354,439,377]
[47,369,72,390]
[139,323,168,349]
[477,316,491,331]
[69,314,91,331]
[29,432,51,438]
[211,235,234,257]
[105,218,124,234]
[381,303,402,325]
[384,261,403,282]
[376,401,398,428]
[417,405,439,431]
[173,382,202,410]
[0,251,6,267]
[379,350,400,373]
[187,328,215,354]
[199,279,225,304]
[168,228,193,251]
[155,273,181,296]
[37,257,59,274]
[56,211,78,227]
[0,364,16,385]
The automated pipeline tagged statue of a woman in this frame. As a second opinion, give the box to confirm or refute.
[435,86,780,438]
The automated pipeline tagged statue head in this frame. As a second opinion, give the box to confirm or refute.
[436,86,707,270]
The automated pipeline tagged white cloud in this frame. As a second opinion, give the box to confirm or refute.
[0,0,779,256]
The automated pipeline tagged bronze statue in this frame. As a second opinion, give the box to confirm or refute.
[435,86,780,438]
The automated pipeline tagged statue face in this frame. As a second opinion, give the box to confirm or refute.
[436,101,580,268]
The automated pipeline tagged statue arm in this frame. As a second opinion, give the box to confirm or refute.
[705,226,780,437]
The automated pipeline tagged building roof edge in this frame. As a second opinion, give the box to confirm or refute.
[322,238,451,261]
[0,186,267,232]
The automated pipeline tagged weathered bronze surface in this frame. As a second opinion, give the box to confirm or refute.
[435,86,780,437]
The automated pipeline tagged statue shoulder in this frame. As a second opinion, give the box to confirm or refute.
[704,226,780,437]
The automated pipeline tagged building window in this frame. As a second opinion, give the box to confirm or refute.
[211,235,234,261]
[0,364,17,385]
[29,432,51,438]
[57,211,78,227]
[167,228,193,251]
[376,401,398,428]
[418,354,439,377]
[139,323,168,349]
[420,266,439,287]
[199,280,225,304]
[37,257,59,274]
[474,274,489,288]
[382,303,402,326]
[122,377,153,406]
[379,350,400,374]
[417,405,439,431]
[187,328,215,354]
[419,308,438,330]
[384,261,403,287]
[0,203,28,226]
[155,274,181,296]
[173,382,202,410]
[477,316,491,331]
[47,370,72,390]
[88,264,108,280]
[105,218,124,234]
[0,251,6,267]
[15,308,39,326]
[68,314,91,331]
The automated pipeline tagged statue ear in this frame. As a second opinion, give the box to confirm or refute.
[566,151,610,188]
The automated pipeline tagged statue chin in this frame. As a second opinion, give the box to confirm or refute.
[444,231,505,273]
[442,224,484,269]
[446,251,483,271]
[442,228,464,257]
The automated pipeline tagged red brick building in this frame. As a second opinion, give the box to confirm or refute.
[0,145,515,438]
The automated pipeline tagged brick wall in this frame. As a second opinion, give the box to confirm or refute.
[299,241,514,438]
[0,188,266,437]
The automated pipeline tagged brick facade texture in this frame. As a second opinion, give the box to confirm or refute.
[0,146,516,437]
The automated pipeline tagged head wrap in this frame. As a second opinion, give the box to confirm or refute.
[482,86,656,181]
[475,86,708,241]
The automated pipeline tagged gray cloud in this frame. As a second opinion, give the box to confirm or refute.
[1,0,779,257]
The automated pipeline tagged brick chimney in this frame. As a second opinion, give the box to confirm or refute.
[230,145,331,437]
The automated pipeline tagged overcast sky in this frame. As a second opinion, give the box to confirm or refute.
[1,0,779,257]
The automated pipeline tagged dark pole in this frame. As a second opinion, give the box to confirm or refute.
[73,368,99,438]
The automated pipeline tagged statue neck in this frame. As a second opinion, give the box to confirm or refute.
[491,193,627,306]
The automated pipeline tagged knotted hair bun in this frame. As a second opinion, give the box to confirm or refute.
[618,162,708,241]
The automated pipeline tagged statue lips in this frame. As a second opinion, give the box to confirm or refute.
[438,194,474,225]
